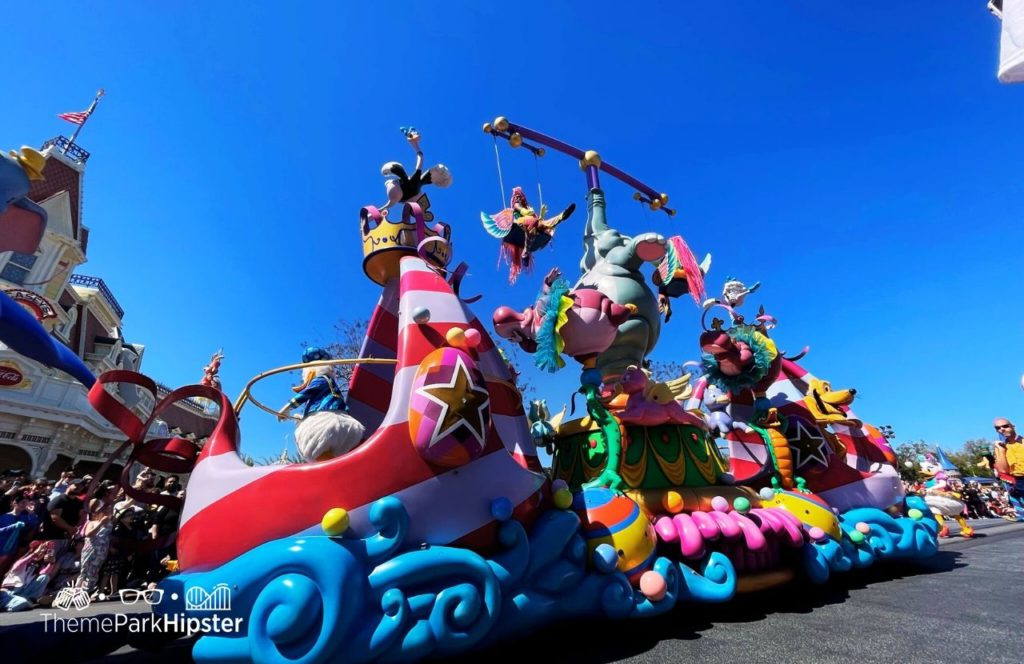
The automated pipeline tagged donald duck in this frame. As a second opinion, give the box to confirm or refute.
[278,347,365,462]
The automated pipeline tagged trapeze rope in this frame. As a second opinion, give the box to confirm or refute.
[534,151,544,214]
[492,135,507,208]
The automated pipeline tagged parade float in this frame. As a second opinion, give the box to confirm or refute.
[0,120,939,663]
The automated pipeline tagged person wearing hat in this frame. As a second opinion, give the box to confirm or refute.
[0,145,48,254]
[278,347,365,462]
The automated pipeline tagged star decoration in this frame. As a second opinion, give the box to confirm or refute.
[416,355,491,448]
[787,418,830,469]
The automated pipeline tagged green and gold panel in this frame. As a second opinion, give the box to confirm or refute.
[552,419,727,490]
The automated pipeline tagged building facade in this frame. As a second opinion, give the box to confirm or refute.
[0,136,217,479]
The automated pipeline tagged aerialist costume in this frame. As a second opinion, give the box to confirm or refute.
[481,186,576,283]
[279,348,365,462]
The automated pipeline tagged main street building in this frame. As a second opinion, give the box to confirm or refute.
[0,136,217,479]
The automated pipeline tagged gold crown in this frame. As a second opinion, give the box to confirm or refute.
[361,194,451,286]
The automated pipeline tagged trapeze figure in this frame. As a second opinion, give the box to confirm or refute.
[278,347,365,462]
[480,186,576,283]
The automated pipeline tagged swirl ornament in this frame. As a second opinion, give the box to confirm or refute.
[164,493,749,663]
[802,496,939,583]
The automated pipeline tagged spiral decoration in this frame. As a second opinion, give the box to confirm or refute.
[165,489,938,663]
[803,496,939,583]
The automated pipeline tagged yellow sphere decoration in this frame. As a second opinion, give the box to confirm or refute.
[322,508,350,536]
[509,132,523,148]
[667,208,678,217]
[632,192,643,201]
[764,490,841,540]
[659,193,669,205]
[445,327,467,348]
[494,116,510,132]
[553,488,574,510]
[649,199,662,211]
[536,147,546,157]
[583,150,602,167]
[662,490,684,514]
[482,122,493,133]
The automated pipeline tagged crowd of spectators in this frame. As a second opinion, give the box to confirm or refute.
[902,478,1020,520]
[0,467,182,612]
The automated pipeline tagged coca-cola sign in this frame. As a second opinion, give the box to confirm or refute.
[0,367,23,387]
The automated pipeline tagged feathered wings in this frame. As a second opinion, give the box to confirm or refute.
[658,235,707,305]
[480,208,515,239]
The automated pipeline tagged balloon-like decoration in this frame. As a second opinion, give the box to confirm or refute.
[0,289,95,387]
[0,146,48,254]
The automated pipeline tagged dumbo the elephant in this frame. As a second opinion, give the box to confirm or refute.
[575,188,668,382]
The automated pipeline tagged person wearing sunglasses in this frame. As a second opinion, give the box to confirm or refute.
[993,418,1024,522]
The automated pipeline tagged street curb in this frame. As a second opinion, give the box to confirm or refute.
[940,521,1024,546]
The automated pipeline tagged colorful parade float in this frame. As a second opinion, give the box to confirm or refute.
[0,120,939,662]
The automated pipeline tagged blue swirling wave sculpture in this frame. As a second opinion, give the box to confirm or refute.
[803,495,939,583]
[158,496,737,663]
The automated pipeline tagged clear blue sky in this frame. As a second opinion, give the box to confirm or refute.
[2,2,1021,460]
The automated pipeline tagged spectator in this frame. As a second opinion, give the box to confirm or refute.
[76,499,114,598]
[993,417,1024,521]
[961,482,991,519]
[163,475,181,494]
[0,540,58,612]
[38,479,88,540]
[48,470,75,499]
[0,491,34,575]
[132,468,155,492]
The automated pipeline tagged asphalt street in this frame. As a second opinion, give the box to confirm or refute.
[1,519,1021,664]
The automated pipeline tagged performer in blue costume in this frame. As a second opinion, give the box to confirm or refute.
[278,347,365,461]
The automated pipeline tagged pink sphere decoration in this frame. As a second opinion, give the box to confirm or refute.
[856,522,871,534]
[711,496,729,512]
[463,328,482,349]
[808,527,826,541]
[639,570,668,602]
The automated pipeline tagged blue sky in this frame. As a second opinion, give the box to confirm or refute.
[2,2,1021,460]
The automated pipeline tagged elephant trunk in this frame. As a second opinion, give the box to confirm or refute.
[579,188,607,274]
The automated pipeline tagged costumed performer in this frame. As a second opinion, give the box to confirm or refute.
[278,347,365,462]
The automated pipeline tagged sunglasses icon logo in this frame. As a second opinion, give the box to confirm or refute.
[118,588,164,605]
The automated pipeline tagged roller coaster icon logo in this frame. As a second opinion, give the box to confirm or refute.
[184,583,232,611]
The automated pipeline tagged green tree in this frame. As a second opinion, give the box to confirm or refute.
[895,440,931,482]
[645,359,695,383]
[947,438,994,478]
[300,318,369,396]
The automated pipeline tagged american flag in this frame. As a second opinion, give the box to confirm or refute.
[58,89,104,126]
[57,109,90,125]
